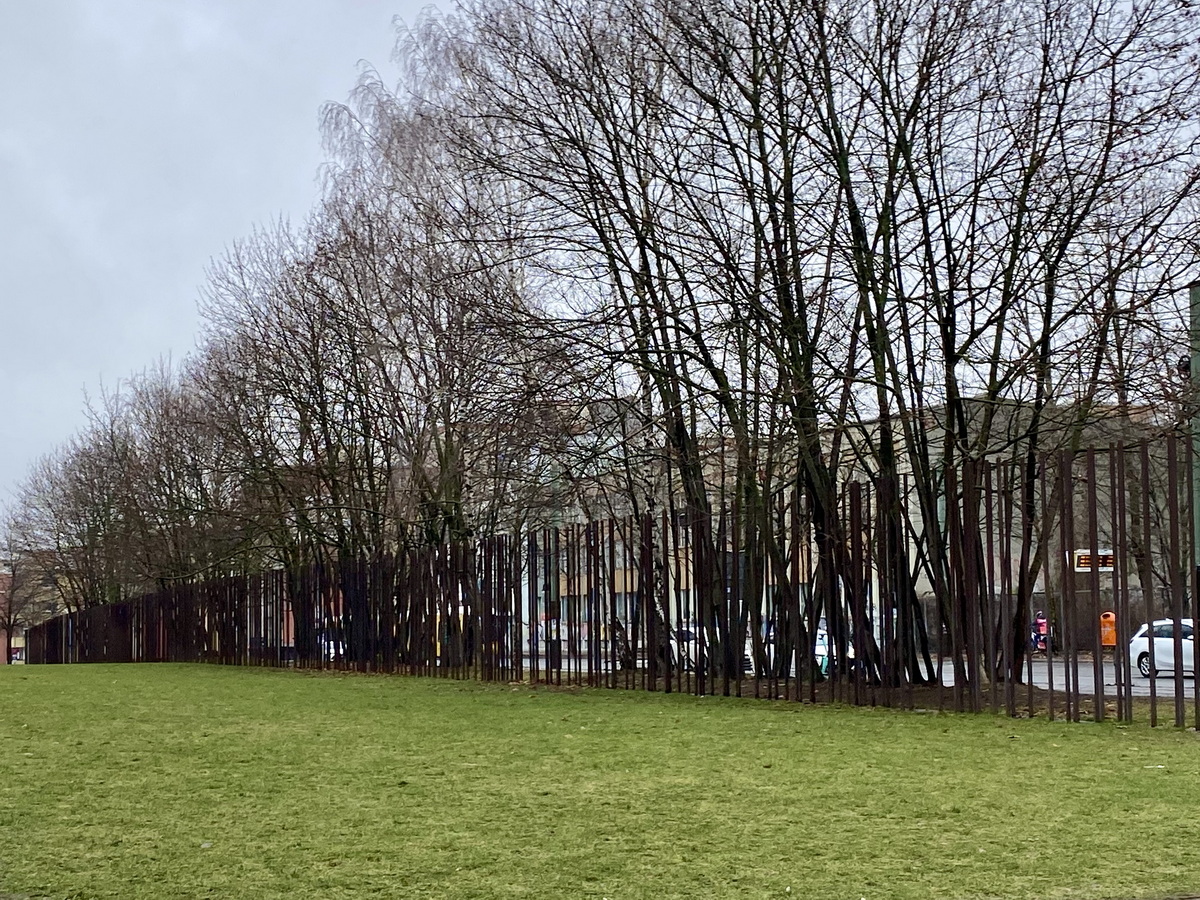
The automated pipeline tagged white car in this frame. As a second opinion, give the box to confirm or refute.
[669,627,753,674]
[764,627,832,677]
[669,624,847,677]
[753,625,851,677]
[1129,618,1195,678]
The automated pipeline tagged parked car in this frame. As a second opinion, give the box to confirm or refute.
[761,625,835,677]
[670,621,854,678]
[722,623,852,678]
[812,626,862,676]
[1129,618,1195,678]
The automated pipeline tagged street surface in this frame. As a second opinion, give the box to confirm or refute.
[945,657,1195,699]
[510,647,1197,700]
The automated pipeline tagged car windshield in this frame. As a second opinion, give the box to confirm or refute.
[1141,621,1195,640]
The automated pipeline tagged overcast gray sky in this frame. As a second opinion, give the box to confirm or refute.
[0,0,441,501]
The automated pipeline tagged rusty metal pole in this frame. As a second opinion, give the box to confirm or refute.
[1190,281,1200,729]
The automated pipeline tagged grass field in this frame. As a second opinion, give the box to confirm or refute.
[1,665,1199,900]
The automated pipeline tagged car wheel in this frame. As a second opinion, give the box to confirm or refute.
[1137,653,1152,678]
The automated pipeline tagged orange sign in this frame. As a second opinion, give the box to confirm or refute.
[1072,550,1115,573]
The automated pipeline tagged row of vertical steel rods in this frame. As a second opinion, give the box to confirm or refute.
[24,436,1200,727]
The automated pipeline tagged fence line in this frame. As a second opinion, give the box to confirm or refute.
[25,439,1200,726]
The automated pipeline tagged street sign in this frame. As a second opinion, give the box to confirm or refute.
[1071,549,1115,573]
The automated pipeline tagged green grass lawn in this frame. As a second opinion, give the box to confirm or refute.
[1,665,1198,900]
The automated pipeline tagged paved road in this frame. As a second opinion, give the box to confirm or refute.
[943,657,1196,699]
[514,650,1199,701]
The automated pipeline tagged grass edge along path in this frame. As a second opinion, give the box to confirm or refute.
[1,663,1198,900]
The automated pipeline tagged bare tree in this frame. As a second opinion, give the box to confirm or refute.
[403,0,1200,688]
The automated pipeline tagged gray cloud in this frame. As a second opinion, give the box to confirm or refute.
[0,0,439,500]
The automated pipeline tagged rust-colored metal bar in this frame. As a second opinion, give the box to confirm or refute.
[1000,462,1016,717]
[669,507,684,695]
[937,465,947,715]
[511,535,521,682]
[899,473,914,710]
[1190,429,1200,734]
[984,461,999,714]
[849,481,865,708]
[629,517,638,693]
[576,523,585,687]
[945,464,964,713]
[1167,434,1186,727]
[533,532,542,685]
[609,518,618,691]
[586,522,596,688]
[1087,447,1104,722]
[872,477,887,707]
[529,530,540,685]
[1141,443,1158,727]
[1060,449,1078,722]
[1113,445,1131,722]
[801,492,817,705]
[566,524,576,687]
[871,478,884,709]
[659,510,672,694]
[1189,433,1200,731]
[693,512,706,697]
[723,498,734,698]
[638,517,650,692]
[964,460,983,714]
[1040,454,1052,721]
[553,527,563,688]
